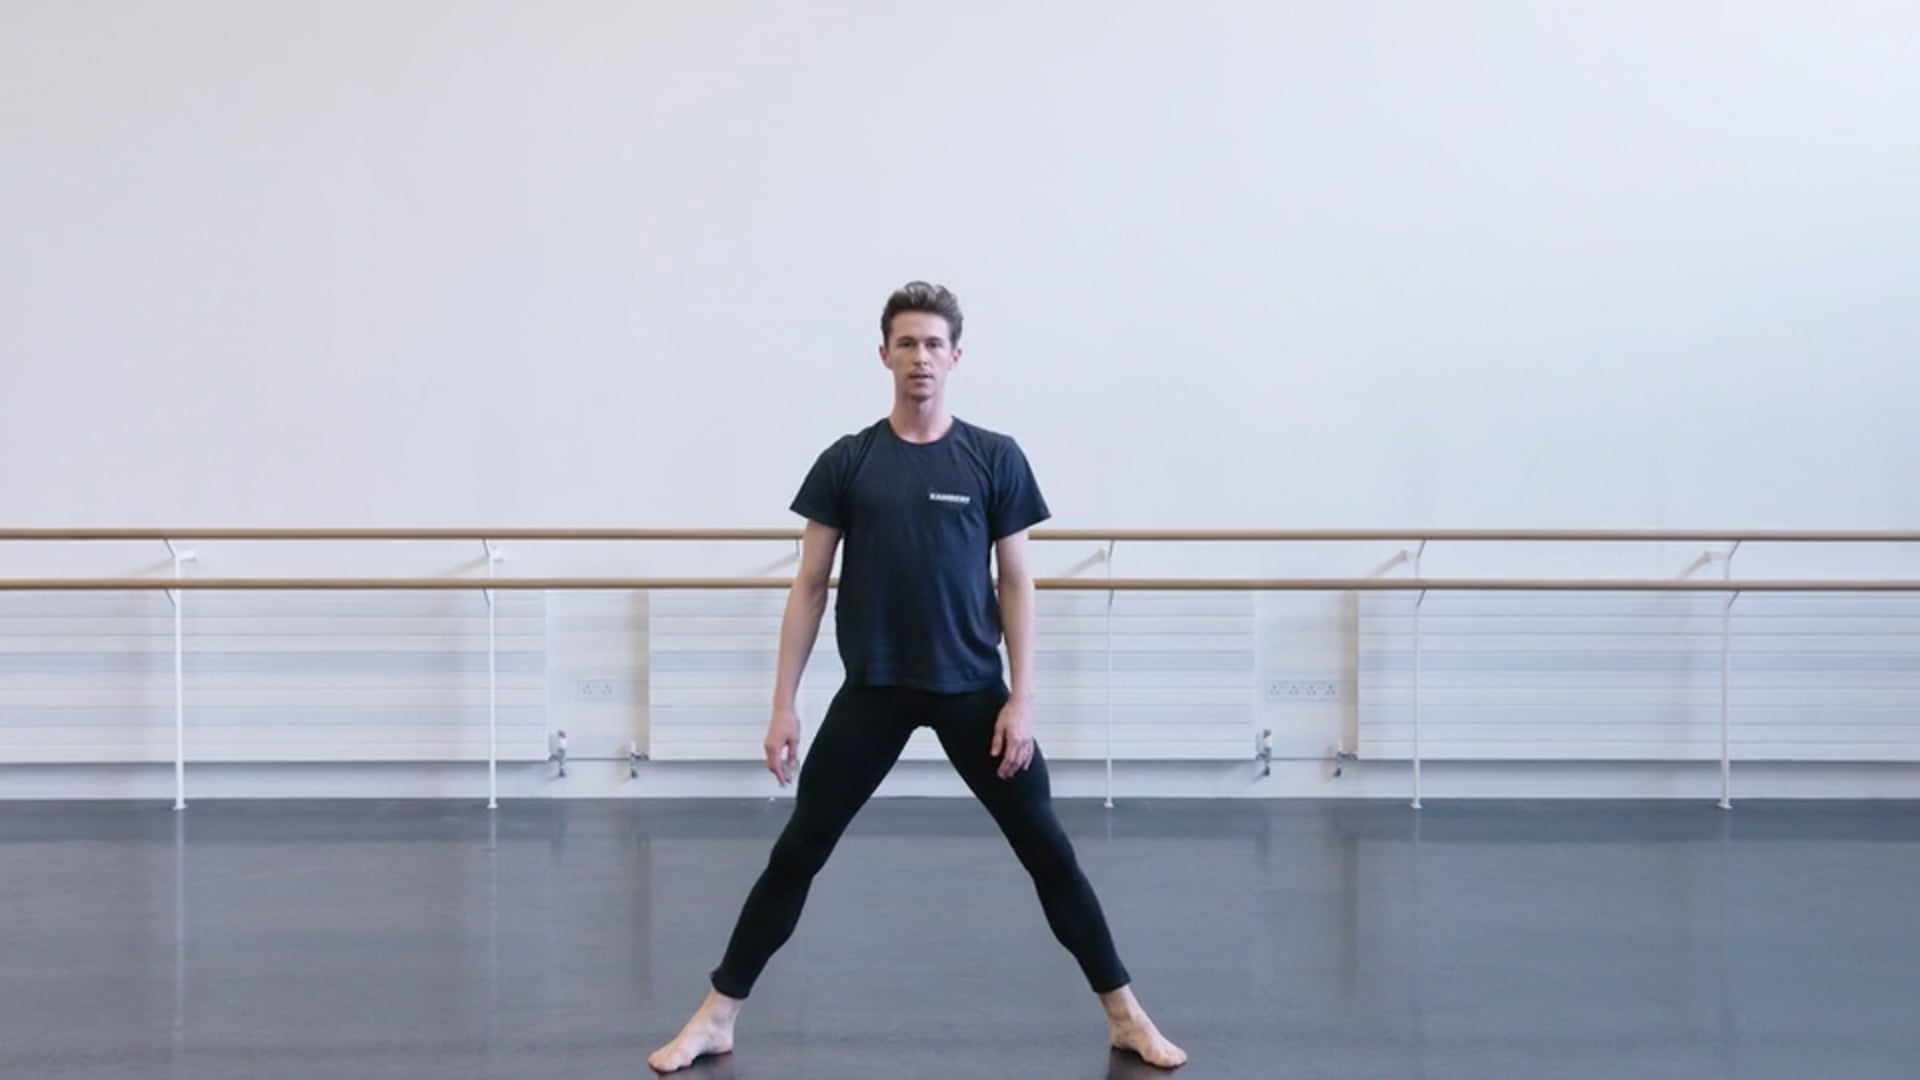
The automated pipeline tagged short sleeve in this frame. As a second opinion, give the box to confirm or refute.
[790,441,847,529]
[988,437,1051,540]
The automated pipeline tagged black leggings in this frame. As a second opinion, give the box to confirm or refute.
[709,682,1131,999]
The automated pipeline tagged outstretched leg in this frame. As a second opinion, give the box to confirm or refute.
[709,686,914,996]
[931,686,1186,1069]
[649,685,913,1073]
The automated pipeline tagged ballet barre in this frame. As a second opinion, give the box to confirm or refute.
[3,527,1920,543]
[4,528,1916,815]
[0,575,1918,591]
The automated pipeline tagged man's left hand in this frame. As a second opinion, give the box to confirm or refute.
[991,698,1036,779]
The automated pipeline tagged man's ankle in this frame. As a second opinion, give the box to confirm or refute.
[1098,985,1142,1018]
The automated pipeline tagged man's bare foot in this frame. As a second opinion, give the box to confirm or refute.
[648,989,740,1074]
[1099,985,1187,1069]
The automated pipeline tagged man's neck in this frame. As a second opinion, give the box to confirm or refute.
[888,399,953,444]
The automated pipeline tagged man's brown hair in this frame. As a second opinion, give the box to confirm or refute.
[881,281,963,343]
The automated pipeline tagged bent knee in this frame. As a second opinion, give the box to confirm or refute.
[1010,828,1083,880]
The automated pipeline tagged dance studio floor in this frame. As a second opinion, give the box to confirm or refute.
[2,796,1916,1079]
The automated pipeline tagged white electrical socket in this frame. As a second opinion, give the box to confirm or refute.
[577,679,616,700]
[1265,679,1339,702]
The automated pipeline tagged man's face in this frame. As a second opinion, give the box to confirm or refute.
[880,311,959,402]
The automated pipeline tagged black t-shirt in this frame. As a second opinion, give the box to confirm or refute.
[790,416,1051,693]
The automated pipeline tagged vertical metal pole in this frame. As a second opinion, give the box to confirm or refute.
[164,541,194,812]
[1103,540,1116,810]
[484,540,502,811]
[1719,541,1740,810]
[1411,540,1427,810]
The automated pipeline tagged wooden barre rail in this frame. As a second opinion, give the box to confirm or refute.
[2,576,1918,592]
[3,528,1919,543]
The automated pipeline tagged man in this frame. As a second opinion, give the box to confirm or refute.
[648,282,1185,1073]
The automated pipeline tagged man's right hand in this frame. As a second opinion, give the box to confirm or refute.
[764,706,801,786]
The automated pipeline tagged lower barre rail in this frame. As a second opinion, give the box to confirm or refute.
[4,527,1919,543]
[0,576,1917,592]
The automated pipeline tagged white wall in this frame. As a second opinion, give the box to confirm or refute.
[2,2,1917,799]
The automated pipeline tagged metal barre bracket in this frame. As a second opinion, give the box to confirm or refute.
[1333,740,1357,778]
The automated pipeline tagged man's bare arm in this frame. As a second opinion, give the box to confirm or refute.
[773,520,839,711]
[765,520,838,783]
[995,528,1037,707]
[991,529,1038,777]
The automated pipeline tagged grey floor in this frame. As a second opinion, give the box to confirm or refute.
[2,798,1917,1080]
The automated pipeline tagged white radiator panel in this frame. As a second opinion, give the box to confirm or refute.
[1357,593,1920,762]
[0,591,549,764]
[647,589,1257,762]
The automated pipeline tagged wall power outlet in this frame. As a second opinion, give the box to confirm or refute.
[1265,679,1340,702]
